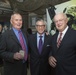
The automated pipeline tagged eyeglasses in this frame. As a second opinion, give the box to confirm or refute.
[36,25,45,27]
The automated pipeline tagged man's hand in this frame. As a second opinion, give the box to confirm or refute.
[49,56,57,68]
[13,52,24,60]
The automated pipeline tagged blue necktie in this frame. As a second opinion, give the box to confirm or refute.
[18,30,27,60]
[38,36,43,54]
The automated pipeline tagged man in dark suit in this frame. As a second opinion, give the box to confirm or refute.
[0,24,3,66]
[28,19,52,75]
[0,13,28,75]
[49,13,76,75]
[0,24,3,75]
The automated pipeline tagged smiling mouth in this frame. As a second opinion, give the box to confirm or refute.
[58,25,62,27]
[17,24,21,26]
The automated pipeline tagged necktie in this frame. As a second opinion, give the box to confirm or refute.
[57,33,62,48]
[38,36,43,54]
[18,31,27,60]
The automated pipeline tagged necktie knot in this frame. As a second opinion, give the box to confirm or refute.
[39,36,43,44]
[39,36,43,39]
[60,32,62,37]
[18,30,21,33]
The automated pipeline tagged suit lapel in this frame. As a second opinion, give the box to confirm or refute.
[41,34,51,54]
[21,29,28,45]
[58,28,71,49]
[53,32,59,51]
[52,28,71,55]
[10,29,21,46]
[33,34,39,53]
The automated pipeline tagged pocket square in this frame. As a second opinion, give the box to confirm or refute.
[46,45,50,47]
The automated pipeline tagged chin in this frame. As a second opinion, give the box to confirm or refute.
[39,32,44,34]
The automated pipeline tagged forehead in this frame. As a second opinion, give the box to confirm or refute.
[54,14,64,20]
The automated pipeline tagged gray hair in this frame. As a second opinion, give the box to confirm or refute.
[36,19,47,26]
[10,12,22,21]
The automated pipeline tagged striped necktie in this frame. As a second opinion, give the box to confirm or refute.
[18,30,27,60]
[57,33,62,48]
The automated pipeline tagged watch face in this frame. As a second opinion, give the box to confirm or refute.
[16,0,24,2]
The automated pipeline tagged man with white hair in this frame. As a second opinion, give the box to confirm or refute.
[49,12,76,75]
[0,12,28,75]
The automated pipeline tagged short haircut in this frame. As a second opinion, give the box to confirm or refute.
[10,12,22,21]
[36,18,47,26]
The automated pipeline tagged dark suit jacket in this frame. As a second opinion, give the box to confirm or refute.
[28,33,52,75]
[0,33,3,66]
[49,28,76,75]
[0,29,28,75]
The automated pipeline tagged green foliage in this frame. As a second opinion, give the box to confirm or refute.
[66,5,76,30]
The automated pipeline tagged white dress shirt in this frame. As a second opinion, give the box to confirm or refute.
[57,26,69,42]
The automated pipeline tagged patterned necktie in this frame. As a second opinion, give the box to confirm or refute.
[57,33,62,48]
[18,30,27,60]
[38,36,43,54]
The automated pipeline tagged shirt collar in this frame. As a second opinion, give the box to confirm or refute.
[37,33,45,37]
[59,26,69,34]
